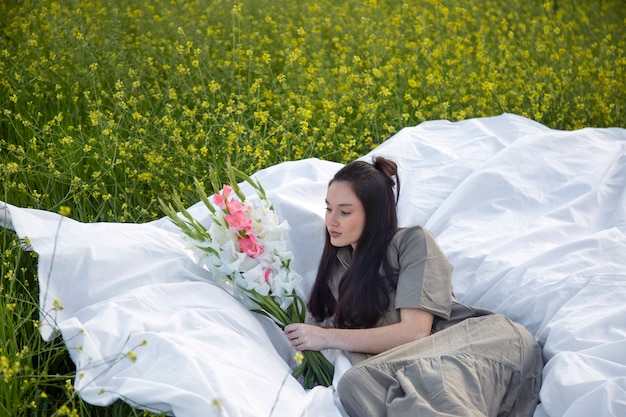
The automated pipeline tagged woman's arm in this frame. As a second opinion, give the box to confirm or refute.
[284,308,434,354]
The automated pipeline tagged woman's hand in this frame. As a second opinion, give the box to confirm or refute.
[284,323,331,351]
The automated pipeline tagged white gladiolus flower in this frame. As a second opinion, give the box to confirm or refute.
[174,183,302,309]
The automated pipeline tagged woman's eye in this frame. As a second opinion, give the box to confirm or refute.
[325,207,350,216]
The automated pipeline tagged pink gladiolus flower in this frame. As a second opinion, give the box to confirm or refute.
[225,197,246,215]
[239,234,263,258]
[264,268,272,284]
[213,185,232,210]
[225,210,252,231]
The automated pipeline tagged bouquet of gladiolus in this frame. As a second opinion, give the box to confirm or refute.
[160,163,334,389]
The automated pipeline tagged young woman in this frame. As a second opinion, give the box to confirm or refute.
[284,156,543,417]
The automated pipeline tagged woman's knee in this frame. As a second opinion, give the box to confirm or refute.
[338,366,387,417]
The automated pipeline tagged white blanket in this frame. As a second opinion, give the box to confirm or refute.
[1,113,625,417]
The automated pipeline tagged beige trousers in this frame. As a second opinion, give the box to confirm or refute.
[337,314,543,417]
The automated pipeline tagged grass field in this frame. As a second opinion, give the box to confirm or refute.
[1,0,624,415]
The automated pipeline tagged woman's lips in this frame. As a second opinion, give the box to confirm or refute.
[329,231,341,238]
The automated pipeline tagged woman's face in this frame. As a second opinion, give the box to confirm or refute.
[325,180,366,249]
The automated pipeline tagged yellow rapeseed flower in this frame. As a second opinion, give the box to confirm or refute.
[53,299,64,310]
[212,398,223,411]
[58,206,71,216]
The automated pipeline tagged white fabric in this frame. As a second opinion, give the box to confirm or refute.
[1,113,625,417]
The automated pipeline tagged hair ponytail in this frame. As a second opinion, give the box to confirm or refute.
[373,156,400,205]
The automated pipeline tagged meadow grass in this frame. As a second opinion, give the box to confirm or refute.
[0,0,624,415]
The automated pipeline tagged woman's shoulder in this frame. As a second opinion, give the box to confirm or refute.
[391,225,445,258]
[388,225,425,256]
[393,225,429,245]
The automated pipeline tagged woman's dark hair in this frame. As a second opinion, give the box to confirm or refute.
[308,156,400,328]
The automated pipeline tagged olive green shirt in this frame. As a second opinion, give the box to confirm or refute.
[328,225,491,363]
